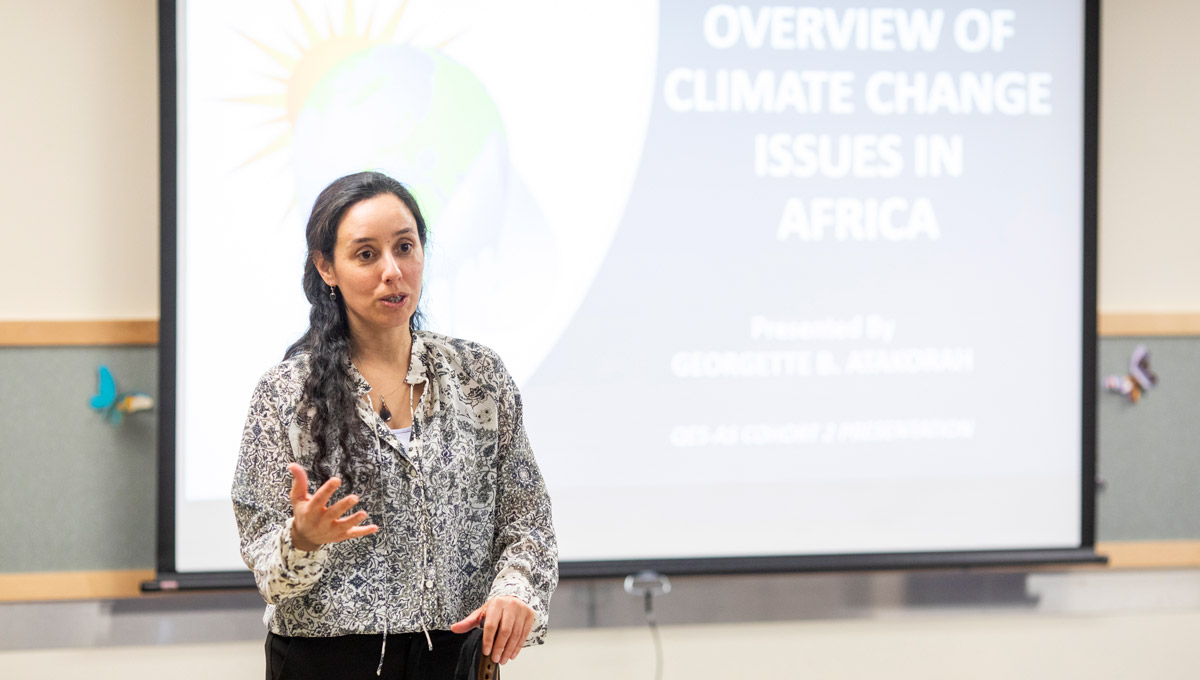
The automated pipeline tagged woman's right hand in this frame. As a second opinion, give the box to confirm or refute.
[287,463,378,551]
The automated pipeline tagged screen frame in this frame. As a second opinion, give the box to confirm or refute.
[149,0,1104,591]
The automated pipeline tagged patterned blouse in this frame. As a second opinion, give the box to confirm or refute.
[232,330,558,645]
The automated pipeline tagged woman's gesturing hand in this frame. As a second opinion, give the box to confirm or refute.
[287,463,378,551]
[450,596,536,665]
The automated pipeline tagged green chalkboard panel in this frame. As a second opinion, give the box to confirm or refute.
[1095,338,1200,540]
[0,347,156,572]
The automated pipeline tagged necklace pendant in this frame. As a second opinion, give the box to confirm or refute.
[379,396,392,423]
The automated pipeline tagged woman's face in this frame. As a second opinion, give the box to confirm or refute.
[315,193,424,336]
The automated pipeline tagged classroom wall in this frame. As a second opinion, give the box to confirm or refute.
[0,0,158,321]
[1097,0,1200,313]
[2,0,1200,678]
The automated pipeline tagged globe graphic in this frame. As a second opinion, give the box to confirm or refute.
[291,43,509,252]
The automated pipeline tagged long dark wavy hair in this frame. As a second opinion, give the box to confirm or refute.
[284,171,429,489]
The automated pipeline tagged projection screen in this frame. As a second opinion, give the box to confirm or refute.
[153,0,1101,588]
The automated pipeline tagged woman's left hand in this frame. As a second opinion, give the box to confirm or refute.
[450,595,535,665]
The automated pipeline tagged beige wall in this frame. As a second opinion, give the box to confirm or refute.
[0,0,1197,321]
[1099,0,1200,312]
[0,0,158,321]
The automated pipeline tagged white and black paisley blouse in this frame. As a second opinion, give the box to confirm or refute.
[232,330,558,645]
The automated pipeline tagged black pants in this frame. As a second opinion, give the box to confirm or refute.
[266,630,470,680]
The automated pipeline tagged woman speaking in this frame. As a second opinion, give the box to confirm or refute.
[232,171,558,679]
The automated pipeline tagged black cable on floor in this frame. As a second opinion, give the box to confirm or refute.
[644,590,663,680]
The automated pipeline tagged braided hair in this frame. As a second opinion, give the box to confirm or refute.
[284,171,428,490]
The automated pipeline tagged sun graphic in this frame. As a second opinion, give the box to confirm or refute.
[232,1,407,161]
[225,0,479,222]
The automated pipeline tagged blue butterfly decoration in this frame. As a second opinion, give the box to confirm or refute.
[89,365,154,425]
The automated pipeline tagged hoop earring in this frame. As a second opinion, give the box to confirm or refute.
[329,285,336,301]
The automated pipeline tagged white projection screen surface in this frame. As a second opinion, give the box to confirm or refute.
[156,0,1100,585]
